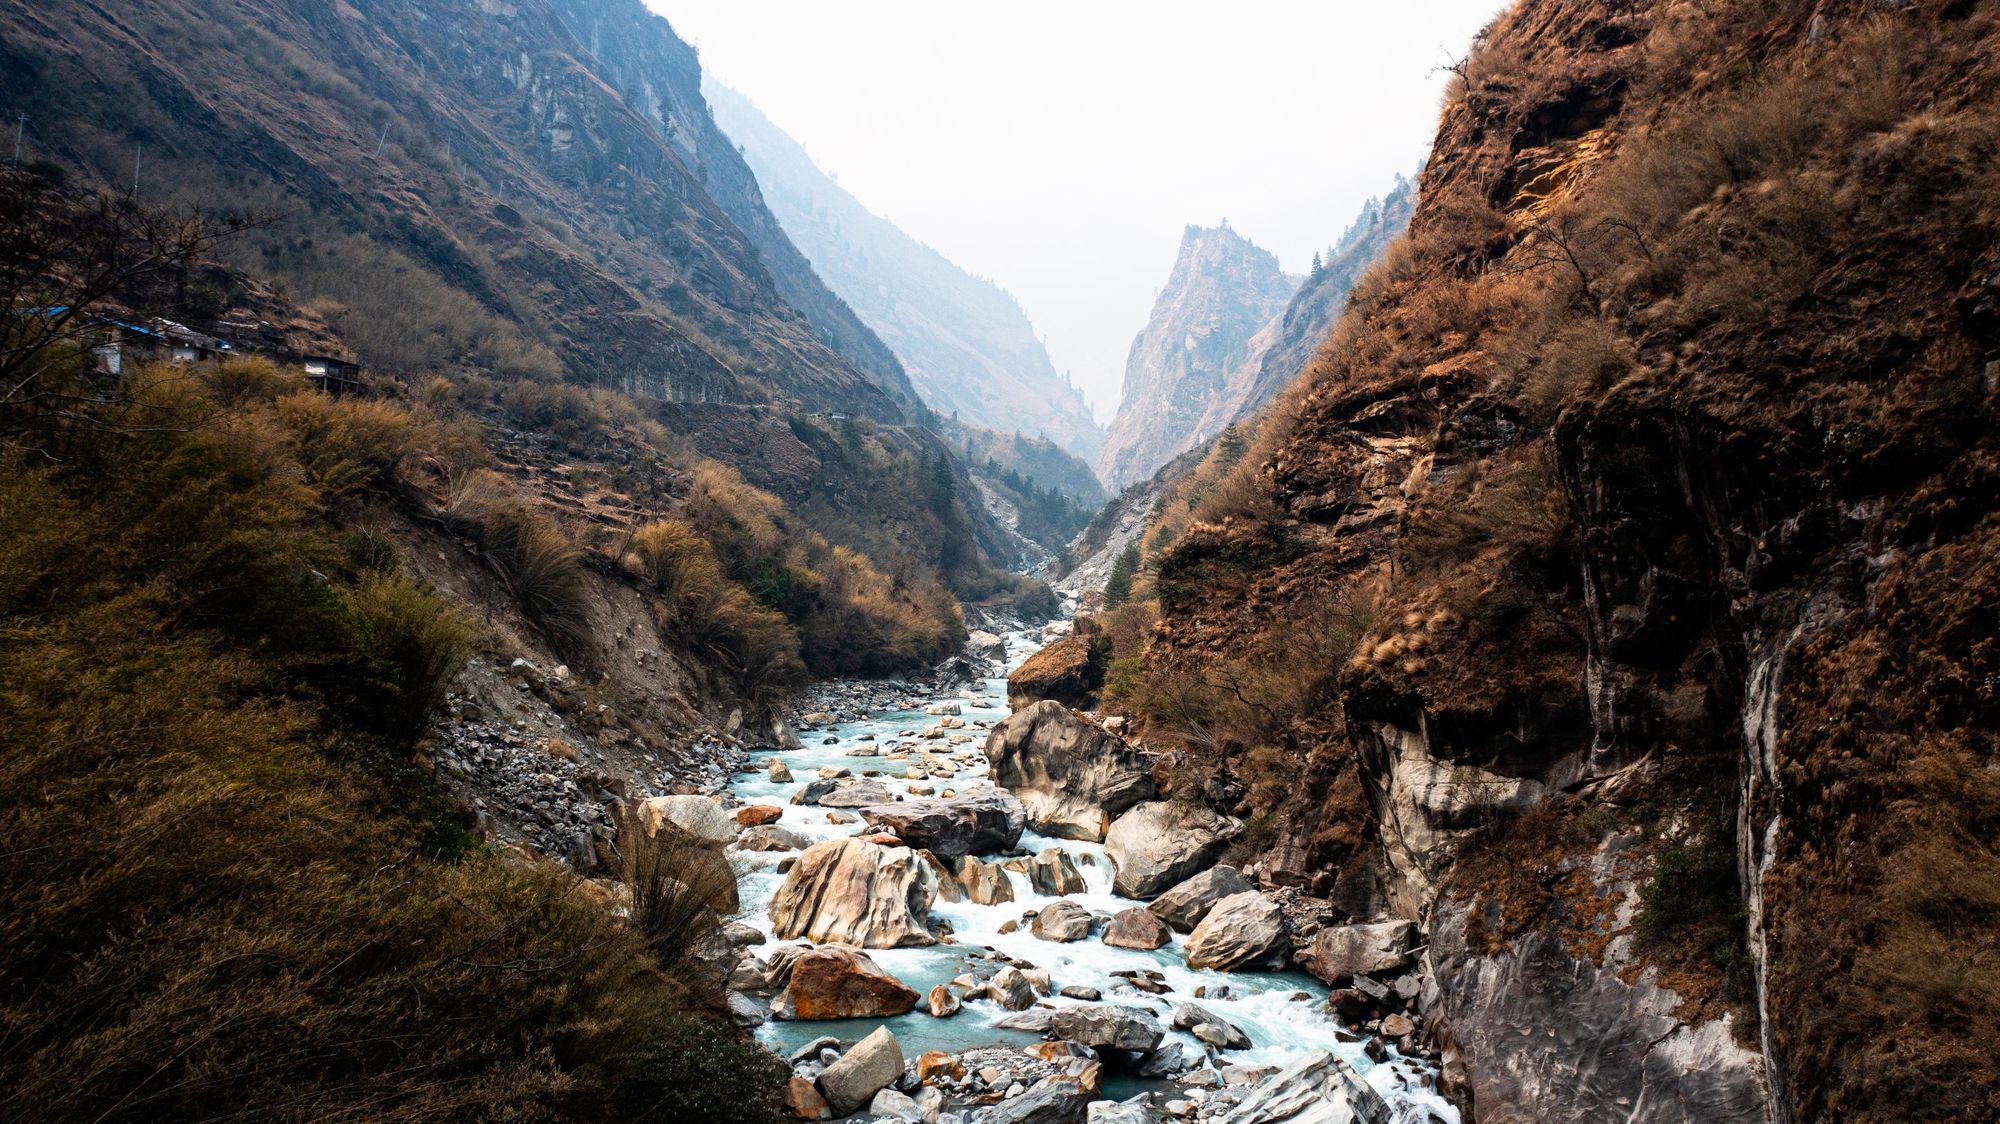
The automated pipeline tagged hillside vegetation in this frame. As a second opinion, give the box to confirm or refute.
[1102,1,2000,1119]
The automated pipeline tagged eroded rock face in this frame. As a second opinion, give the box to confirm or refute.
[773,946,919,1021]
[1185,891,1290,972]
[988,966,1037,1011]
[1103,907,1171,950]
[1429,896,1769,1123]
[973,1075,1091,1124]
[1213,1048,1389,1124]
[768,837,936,948]
[858,790,1025,860]
[1006,625,1111,712]
[818,778,898,809]
[735,824,808,852]
[1146,865,1253,933]
[817,1025,904,1115]
[1105,801,1240,899]
[1300,920,1418,985]
[985,700,1155,841]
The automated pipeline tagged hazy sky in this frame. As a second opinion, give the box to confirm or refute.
[648,1,1506,422]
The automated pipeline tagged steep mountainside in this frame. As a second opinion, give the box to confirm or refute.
[0,0,1029,601]
[1095,224,1298,489]
[1192,175,1417,444]
[705,81,1105,463]
[1096,2,2000,1121]
[545,0,926,421]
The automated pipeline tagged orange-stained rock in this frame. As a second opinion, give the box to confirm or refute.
[916,1049,966,1084]
[783,1076,830,1120]
[772,945,920,1020]
[737,804,784,826]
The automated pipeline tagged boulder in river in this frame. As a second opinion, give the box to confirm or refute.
[1049,1004,1165,1053]
[984,700,1155,841]
[818,778,897,808]
[961,856,1016,905]
[768,837,936,948]
[634,794,737,845]
[1171,1003,1250,1049]
[1104,801,1241,899]
[773,946,920,1021]
[783,1076,831,1120]
[858,790,1026,860]
[736,804,783,826]
[1185,891,1291,972]
[1146,865,1253,933]
[927,983,962,1018]
[1102,907,1171,950]
[817,1025,905,1116]
[1031,899,1093,942]
[1210,1048,1389,1124]
[767,758,794,784]
[988,966,1038,1010]
[791,778,839,806]
[1028,847,1087,895]
[1299,920,1419,984]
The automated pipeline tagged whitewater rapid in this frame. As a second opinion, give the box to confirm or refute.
[727,628,1458,1121]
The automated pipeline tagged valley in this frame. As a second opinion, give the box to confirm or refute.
[2,1,1997,1123]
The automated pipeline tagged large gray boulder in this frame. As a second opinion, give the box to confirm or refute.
[858,790,1026,860]
[1299,920,1419,984]
[768,837,936,948]
[1213,1048,1389,1124]
[962,856,1016,905]
[1104,801,1241,899]
[1147,865,1254,933]
[1049,1005,1165,1053]
[1028,847,1087,895]
[1185,891,1290,971]
[984,700,1155,841]
[817,1025,904,1116]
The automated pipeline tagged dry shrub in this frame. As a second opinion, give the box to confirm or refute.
[345,571,476,742]
[625,828,739,972]
[200,354,301,406]
[630,517,806,700]
[446,469,594,666]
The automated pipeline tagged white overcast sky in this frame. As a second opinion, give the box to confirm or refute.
[646,1,1506,421]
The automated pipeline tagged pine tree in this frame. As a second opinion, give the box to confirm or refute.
[1103,540,1141,609]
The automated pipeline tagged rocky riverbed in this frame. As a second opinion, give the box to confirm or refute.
[701,625,1458,1123]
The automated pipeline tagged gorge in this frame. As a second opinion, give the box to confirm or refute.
[2,1,1996,1123]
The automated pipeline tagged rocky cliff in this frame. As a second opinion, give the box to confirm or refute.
[1096,225,1298,489]
[1099,2,2000,1121]
[704,81,1105,464]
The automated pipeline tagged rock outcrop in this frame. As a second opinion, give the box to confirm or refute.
[985,699,1154,841]
[1104,802,1240,899]
[858,790,1026,860]
[1299,921,1417,985]
[1005,626,1113,714]
[773,946,920,1021]
[768,837,936,948]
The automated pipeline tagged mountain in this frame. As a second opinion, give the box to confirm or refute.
[1187,175,1416,444]
[1086,2,2000,1121]
[1094,224,1298,489]
[0,0,1034,602]
[703,81,1104,463]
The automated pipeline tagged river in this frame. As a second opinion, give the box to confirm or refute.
[726,626,1458,1122]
